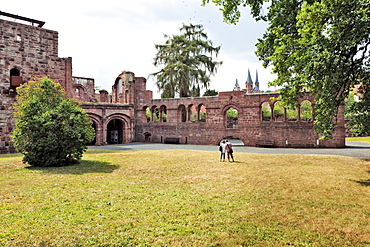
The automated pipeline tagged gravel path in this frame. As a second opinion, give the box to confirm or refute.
[89,141,370,160]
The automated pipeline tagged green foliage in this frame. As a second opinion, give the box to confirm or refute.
[226,107,238,119]
[199,111,206,122]
[154,23,222,98]
[12,77,95,167]
[203,0,370,139]
[273,101,284,115]
[286,108,298,121]
[261,102,271,121]
[345,86,370,136]
[203,89,218,96]
[146,108,151,122]
[300,100,313,121]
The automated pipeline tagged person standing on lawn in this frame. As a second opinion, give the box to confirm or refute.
[219,140,227,162]
[225,139,235,162]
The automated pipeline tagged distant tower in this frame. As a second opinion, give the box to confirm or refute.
[246,69,253,93]
[253,70,260,93]
[233,79,241,91]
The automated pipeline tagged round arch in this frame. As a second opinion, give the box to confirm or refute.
[197,103,206,122]
[178,104,187,123]
[216,136,246,146]
[221,104,242,129]
[104,114,132,145]
[87,113,103,146]
[220,103,243,115]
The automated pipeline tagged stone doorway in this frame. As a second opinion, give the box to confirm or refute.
[107,119,124,144]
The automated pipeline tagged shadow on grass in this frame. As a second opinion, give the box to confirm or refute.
[26,160,120,175]
[355,179,370,186]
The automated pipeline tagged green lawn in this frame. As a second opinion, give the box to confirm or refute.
[346,136,370,143]
[1,149,369,246]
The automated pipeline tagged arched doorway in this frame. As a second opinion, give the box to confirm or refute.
[106,119,124,144]
[144,132,151,142]
[89,121,97,145]
[219,136,245,146]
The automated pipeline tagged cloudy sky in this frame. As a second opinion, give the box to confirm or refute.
[2,0,276,98]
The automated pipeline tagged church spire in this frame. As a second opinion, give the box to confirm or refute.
[233,78,241,91]
[254,70,260,93]
[246,69,253,93]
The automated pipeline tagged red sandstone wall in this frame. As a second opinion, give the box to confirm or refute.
[0,18,74,153]
[133,91,346,148]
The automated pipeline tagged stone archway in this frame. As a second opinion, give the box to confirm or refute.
[218,136,245,146]
[106,119,125,144]
[89,121,97,145]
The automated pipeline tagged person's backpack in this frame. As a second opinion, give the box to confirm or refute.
[219,145,222,152]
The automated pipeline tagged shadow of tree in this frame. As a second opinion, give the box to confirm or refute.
[355,179,370,187]
[26,160,120,175]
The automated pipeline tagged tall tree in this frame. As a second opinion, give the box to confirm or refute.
[12,77,95,167]
[202,0,370,138]
[153,23,222,98]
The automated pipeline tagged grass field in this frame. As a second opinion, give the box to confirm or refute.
[1,149,369,246]
[346,136,370,143]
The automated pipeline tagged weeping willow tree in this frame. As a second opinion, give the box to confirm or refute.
[153,23,222,98]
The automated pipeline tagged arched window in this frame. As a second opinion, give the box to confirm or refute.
[198,104,206,122]
[159,105,167,122]
[226,107,238,129]
[10,68,22,87]
[10,68,20,76]
[188,104,197,122]
[273,101,285,122]
[300,100,313,121]
[179,105,186,122]
[151,106,159,122]
[286,107,298,121]
[261,102,271,121]
[144,107,150,122]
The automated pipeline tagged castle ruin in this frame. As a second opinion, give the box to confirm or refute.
[0,12,345,154]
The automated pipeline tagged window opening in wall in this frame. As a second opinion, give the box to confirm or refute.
[145,107,150,122]
[286,106,298,121]
[188,104,196,122]
[10,68,22,87]
[160,105,167,122]
[226,107,238,128]
[10,68,20,76]
[261,102,271,121]
[273,101,285,122]
[180,105,186,122]
[152,106,159,122]
[199,104,206,122]
[300,100,313,121]
[16,34,22,42]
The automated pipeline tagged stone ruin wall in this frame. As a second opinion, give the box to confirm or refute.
[0,18,73,154]
[0,15,346,153]
[133,89,345,148]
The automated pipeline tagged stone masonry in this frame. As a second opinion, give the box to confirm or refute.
[0,12,346,154]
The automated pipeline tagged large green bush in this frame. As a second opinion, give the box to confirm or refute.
[12,77,95,167]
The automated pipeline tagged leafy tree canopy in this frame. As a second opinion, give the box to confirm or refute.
[202,0,370,138]
[203,89,219,96]
[153,23,222,98]
[12,77,95,167]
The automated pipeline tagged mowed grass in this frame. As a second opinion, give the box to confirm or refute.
[1,149,369,246]
[346,136,370,143]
